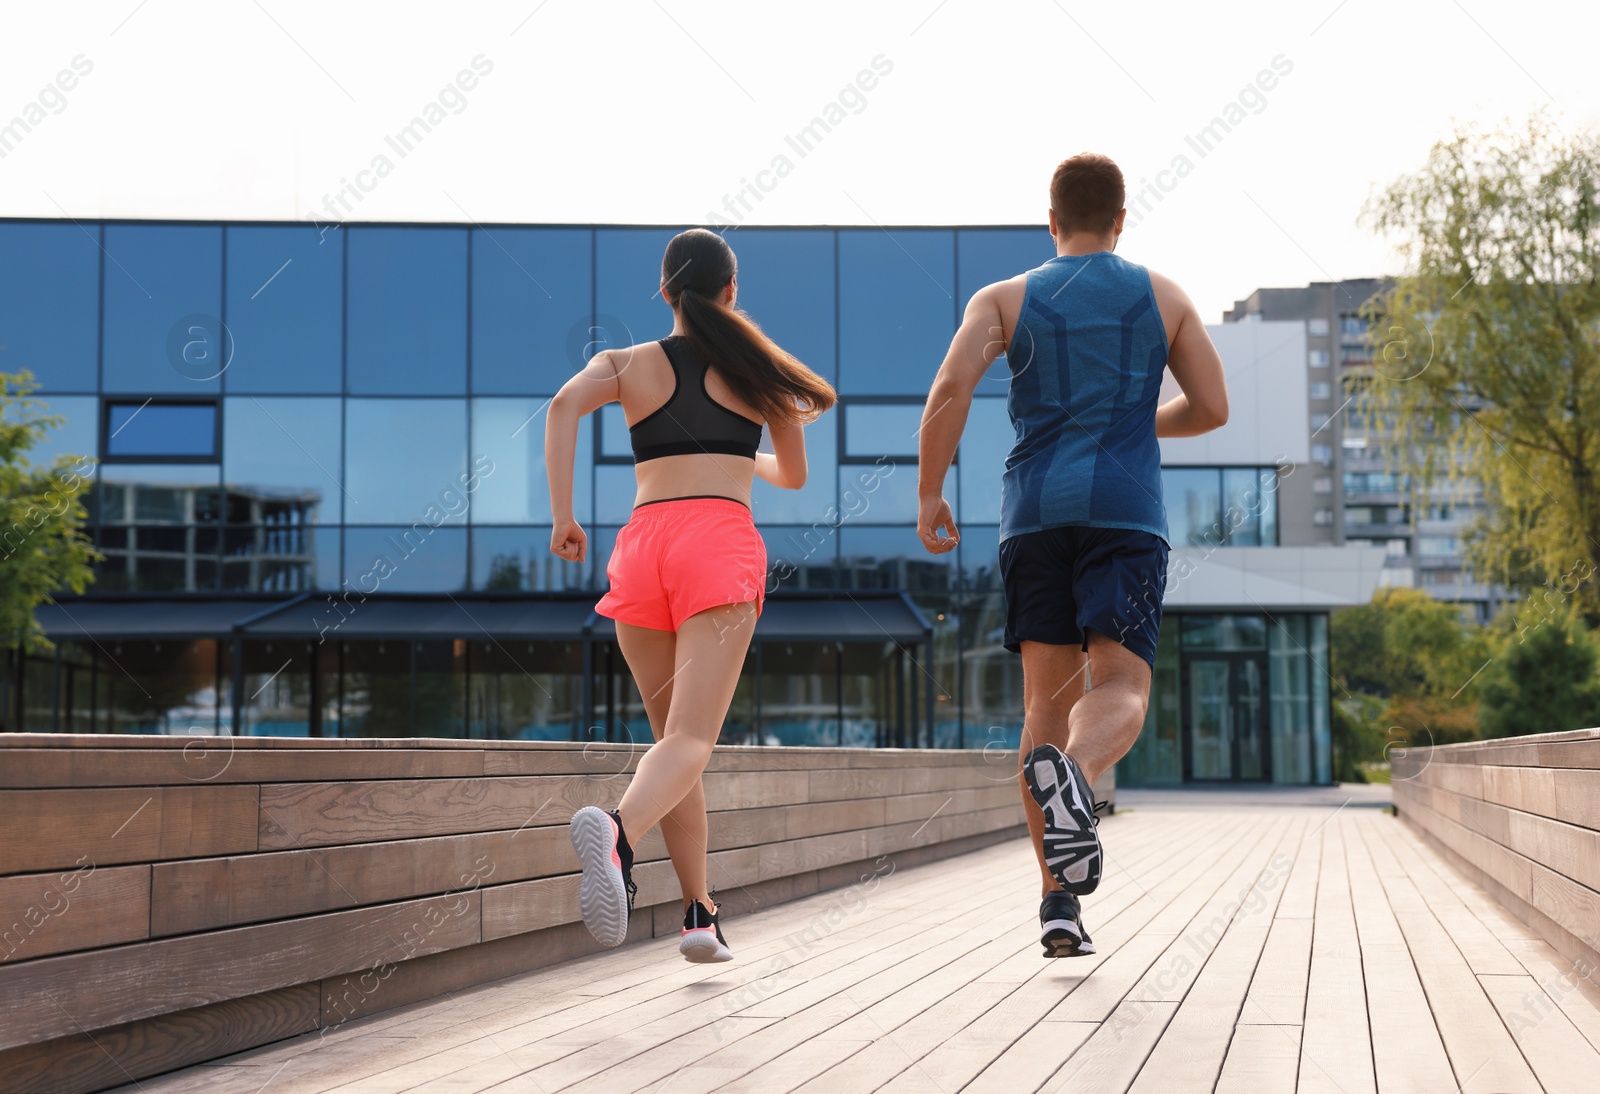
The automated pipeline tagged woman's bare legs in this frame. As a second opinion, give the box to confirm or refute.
[615,621,712,910]
[615,602,755,910]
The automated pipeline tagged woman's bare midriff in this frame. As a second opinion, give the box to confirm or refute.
[632,451,756,508]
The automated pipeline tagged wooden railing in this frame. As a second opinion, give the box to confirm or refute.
[0,735,1054,1093]
[1391,728,1600,985]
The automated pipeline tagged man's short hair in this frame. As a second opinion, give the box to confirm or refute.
[1050,153,1125,236]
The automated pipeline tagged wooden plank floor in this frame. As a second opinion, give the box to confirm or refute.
[118,801,1600,1093]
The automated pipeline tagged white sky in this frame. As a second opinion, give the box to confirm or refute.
[3,0,1597,321]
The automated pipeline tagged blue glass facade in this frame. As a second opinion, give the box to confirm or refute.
[0,219,1326,782]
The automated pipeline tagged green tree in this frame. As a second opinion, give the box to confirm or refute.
[1479,614,1600,736]
[1363,116,1600,619]
[1331,587,1479,697]
[1,372,98,651]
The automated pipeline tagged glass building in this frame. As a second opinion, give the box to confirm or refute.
[0,219,1383,782]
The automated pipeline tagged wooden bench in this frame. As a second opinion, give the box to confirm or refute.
[0,735,1088,1093]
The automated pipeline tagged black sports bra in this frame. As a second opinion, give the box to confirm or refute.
[629,336,763,463]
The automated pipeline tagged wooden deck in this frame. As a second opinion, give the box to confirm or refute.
[119,800,1600,1093]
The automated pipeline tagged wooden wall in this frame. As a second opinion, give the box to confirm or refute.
[1391,728,1600,987]
[0,735,1054,1093]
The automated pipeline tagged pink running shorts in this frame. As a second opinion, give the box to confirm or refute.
[595,496,767,632]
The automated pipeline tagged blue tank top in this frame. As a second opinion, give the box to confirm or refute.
[1000,252,1169,544]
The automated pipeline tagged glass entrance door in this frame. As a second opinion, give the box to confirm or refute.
[1185,654,1270,781]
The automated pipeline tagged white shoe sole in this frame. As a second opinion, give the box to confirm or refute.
[680,928,733,963]
[570,807,629,948]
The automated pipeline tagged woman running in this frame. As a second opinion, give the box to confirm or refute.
[547,228,836,961]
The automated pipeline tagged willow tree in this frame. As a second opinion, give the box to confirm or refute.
[1363,117,1600,620]
[0,372,98,651]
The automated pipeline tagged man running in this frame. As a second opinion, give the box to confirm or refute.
[915,152,1229,956]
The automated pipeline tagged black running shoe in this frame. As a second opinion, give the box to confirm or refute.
[1040,890,1095,958]
[1023,744,1102,895]
[570,806,637,947]
[680,897,733,963]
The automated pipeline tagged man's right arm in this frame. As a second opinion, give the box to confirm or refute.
[1151,272,1229,438]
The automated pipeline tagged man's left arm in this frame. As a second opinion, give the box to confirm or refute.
[916,283,1008,554]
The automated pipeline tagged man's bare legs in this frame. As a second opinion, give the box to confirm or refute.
[1019,632,1152,895]
[614,603,754,911]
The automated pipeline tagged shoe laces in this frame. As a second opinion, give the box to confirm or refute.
[624,870,638,913]
[1091,798,1111,826]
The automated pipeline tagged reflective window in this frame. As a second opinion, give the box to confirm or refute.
[597,403,632,461]
[468,638,584,740]
[840,526,952,594]
[594,228,680,358]
[1181,614,1267,651]
[105,401,218,460]
[1163,468,1224,547]
[595,465,637,524]
[339,640,411,736]
[958,398,1011,524]
[844,402,924,459]
[957,524,1003,594]
[838,229,955,394]
[472,527,591,591]
[343,526,467,592]
[29,395,99,467]
[0,222,100,392]
[344,399,468,524]
[750,412,836,525]
[471,398,591,525]
[94,463,222,592]
[225,226,343,394]
[1223,467,1276,547]
[223,397,342,524]
[958,229,1051,386]
[837,460,950,525]
[723,229,836,383]
[103,225,224,393]
[346,228,467,394]
[471,227,592,394]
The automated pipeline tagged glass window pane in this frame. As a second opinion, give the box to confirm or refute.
[28,395,99,467]
[723,229,836,384]
[751,412,836,525]
[343,526,467,592]
[471,398,591,525]
[598,403,632,460]
[0,222,100,392]
[1181,614,1266,651]
[223,397,342,524]
[225,226,343,394]
[839,229,955,395]
[469,638,584,740]
[1269,614,1312,783]
[839,526,954,594]
[472,527,592,591]
[759,641,839,746]
[958,398,1011,524]
[105,402,217,459]
[1310,614,1331,784]
[835,460,951,524]
[1223,467,1275,547]
[958,229,1052,386]
[844,403,923,458]
[472,227,593,395]
[344,399,467,524]
[339,640,411,736]
[88,639,221,733]
[595,228,680,356]
[1161,468,1223,548]
[595,465,637,524]
[238,641,315,737]
[94,463,221,592]
[414,640,467,737]
[347,228,467,394]
[103,225,223,394]
[1121,622,1182,783]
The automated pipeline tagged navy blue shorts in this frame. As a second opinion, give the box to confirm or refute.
[998,526,1169,667]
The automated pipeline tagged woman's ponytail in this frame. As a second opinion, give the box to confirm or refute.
[662,230,836,427]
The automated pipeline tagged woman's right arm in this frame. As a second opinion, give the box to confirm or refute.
[545,350,621,562]
[755,418,807,490]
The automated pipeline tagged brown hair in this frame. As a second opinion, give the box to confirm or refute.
[661,229,836,427]
[1050,153,1126,236]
